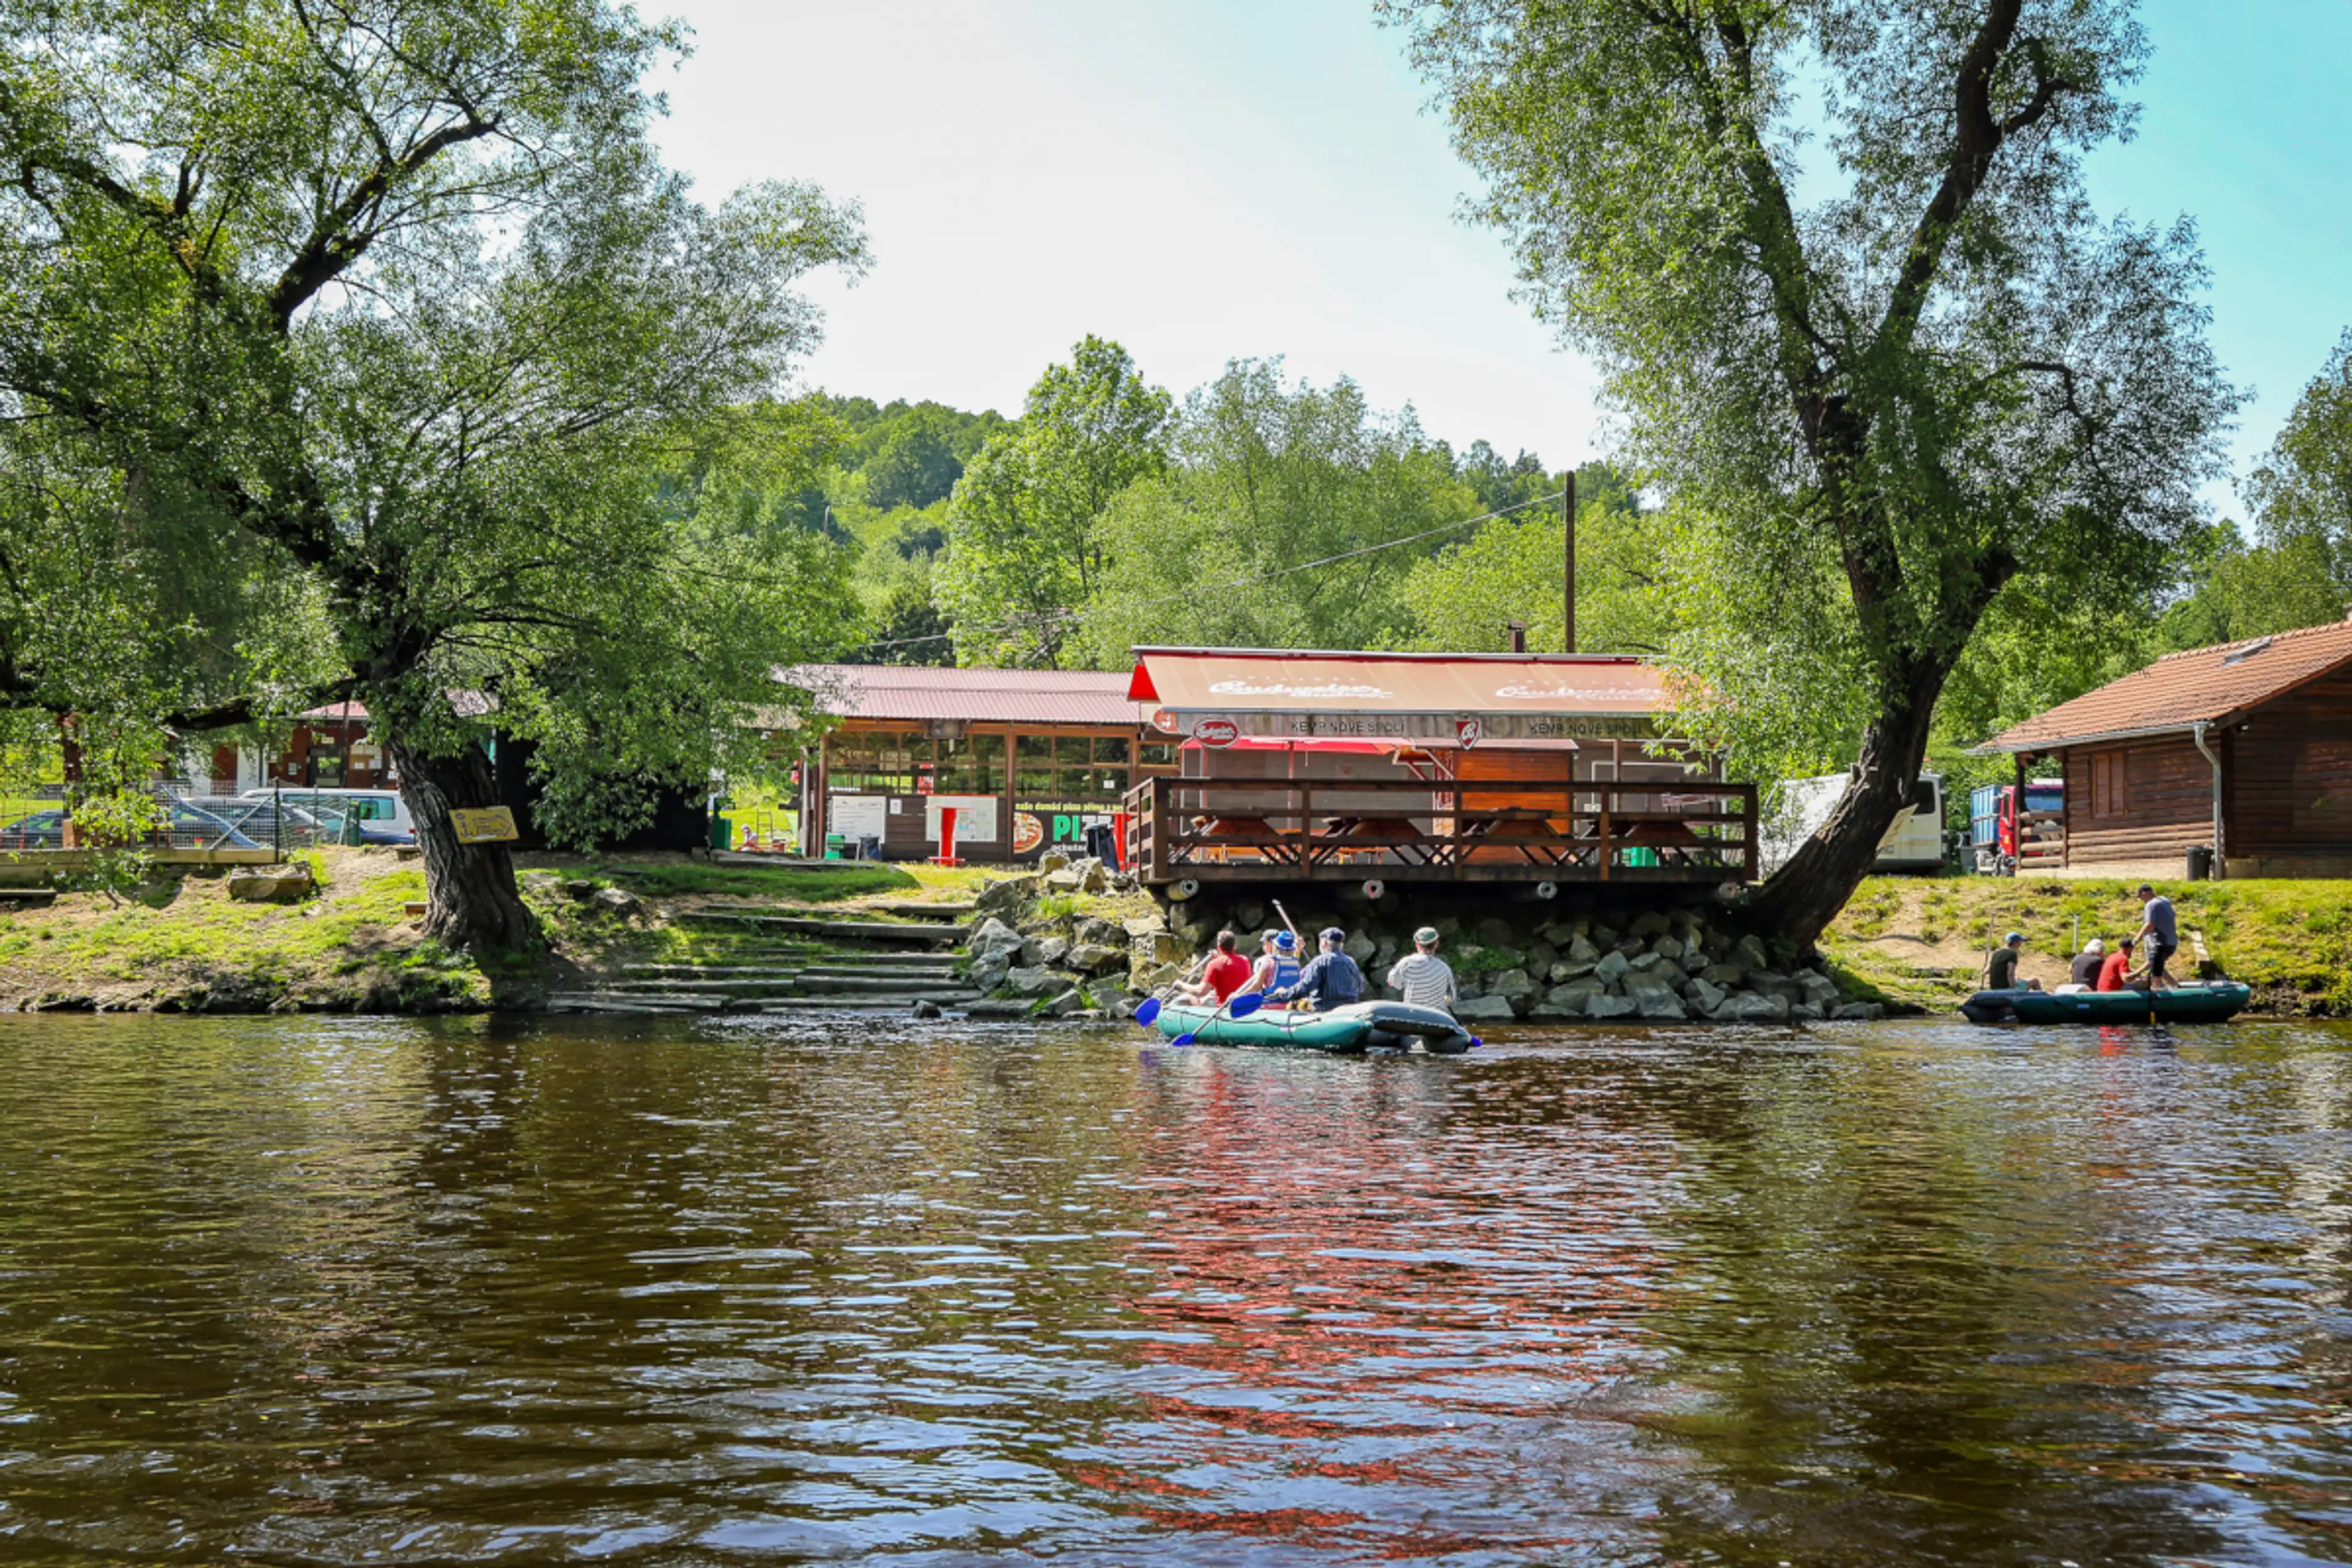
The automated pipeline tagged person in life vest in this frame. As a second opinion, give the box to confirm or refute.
[1249,929,1301,996]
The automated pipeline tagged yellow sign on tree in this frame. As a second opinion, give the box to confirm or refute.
[450,807,519,845]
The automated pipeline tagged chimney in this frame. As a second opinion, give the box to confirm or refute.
[1506,620,1528,654]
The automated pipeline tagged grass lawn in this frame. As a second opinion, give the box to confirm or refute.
[1822,875,2352,1014]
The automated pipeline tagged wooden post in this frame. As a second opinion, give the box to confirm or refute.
[1562,467,1577,654]
[2013,749,2028,873]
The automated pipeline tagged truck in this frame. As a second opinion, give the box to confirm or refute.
[1760,772,1947,876]
[1969,780,2064,875]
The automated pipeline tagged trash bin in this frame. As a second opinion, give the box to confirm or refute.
[857,834,882,862]
[824,833,845,860]
[2185,844,2213,881]
[1082,821,1117,864]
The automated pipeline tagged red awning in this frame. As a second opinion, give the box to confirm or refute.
[1129,647,1668,743]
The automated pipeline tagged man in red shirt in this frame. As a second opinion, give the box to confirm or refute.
[2096,938,2144,992]
[1182,930,1253,1006]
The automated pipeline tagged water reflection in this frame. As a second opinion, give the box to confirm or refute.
[0,1014,2344,1563]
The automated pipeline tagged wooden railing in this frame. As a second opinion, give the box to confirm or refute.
[1120,775,1757,885]
[2018,807,2065,866]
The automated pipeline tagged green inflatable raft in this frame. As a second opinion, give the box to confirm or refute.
[1148,998,1476,1055]
[1959,981,2252,1025]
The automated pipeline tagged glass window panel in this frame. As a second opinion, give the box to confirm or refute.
[1016,734,1053,761]
[1094,735,1132,764]
[1016,767,1056,795]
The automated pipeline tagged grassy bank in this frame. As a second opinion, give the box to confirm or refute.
[1822,875,2352,1016]
[0,849,990,1014]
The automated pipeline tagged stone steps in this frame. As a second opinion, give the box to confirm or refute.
[755,992,984,1014]
[680,913,962,945]
[867,900,978,919]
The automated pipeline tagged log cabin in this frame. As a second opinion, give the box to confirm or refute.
[1977,616,2352,880]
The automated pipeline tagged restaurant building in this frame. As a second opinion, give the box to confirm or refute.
[780,664,1172,863]
[1121,647,1754,887]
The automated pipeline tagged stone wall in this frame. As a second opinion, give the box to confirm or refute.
[962,861,1883,1024]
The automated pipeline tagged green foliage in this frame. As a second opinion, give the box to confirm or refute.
[1387,0,2237,933]
[1068,360,1477,663]
[0,0,872,941]
[937,337,1174,665]
[2245,330,2352,592]
[1388,466,1661,654]
[2155,522,2345,651]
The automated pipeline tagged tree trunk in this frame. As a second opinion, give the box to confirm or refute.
[1743,660,1947,953]
[388,734,538,952]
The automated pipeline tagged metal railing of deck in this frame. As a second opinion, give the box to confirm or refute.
[1120,775,1757,884]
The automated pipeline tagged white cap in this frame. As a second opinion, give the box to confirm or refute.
[2084,938,2105,954]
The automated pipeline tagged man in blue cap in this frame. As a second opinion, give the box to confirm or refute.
[1985,930,2026,990]
[1267,927,1365,1012]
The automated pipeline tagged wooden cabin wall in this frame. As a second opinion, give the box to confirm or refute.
[2060,736,2213,864]
[2228,667,2352,856]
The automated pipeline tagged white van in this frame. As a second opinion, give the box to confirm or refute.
[1760,772,1945,875]
[241,786,415,845]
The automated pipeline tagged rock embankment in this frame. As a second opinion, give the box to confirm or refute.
[962,860,1880,1025]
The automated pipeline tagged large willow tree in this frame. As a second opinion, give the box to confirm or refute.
[0,0,865,947]
[1389,0,2234,944]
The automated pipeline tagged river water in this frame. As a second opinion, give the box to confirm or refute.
[0,1015,2346,1566]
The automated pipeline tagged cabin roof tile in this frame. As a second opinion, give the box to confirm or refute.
[1980,617,2352,753]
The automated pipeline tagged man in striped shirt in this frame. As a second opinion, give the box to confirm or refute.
[1385,926,1458,1014]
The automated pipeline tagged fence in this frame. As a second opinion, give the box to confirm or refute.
[0,780,380,855]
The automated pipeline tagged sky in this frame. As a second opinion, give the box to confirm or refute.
[653,0,2352,510]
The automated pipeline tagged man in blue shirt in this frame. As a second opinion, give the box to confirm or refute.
[2133,884,2180,989]
[1267,927,1365,1012]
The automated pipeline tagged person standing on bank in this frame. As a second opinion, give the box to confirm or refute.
[1985,931,2027,991]
[1267,928,1365,1012]
[1387,926,1458,1014]
[2133,884,2179,989]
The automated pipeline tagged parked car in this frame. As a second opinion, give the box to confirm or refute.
[241,786,415,845]
[0,797,260,851]
[1761,772,1948,875]
[173,795,332,850]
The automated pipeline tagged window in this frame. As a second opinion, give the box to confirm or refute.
[1005,730,1138,799]
[2091,751,2127,819]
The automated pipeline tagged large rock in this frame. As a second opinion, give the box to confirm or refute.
[1565,935,1602,965]
[1627,950,1670,974]
[1798,971,1841,1009]
[1073,915,1127,948]
[1546,979,1603,1011]
[1586,993,1641,1020]
[1634,990,1687,1020]
[1548,960,1597,985]
[1832,1001,1886,1022]
[975,876,1038,918]
[1039,988,1088,1017]
[1485,969,1536,1013]
[1593,950,1632,987]
[970,917,1026,961]
[1122,913,1167,941]
[1065,942,1125,975]
[1038,848,1075,873]
[1079,859,1110,894]
[1700,962,1746,988]
[1790,1001,1823,1023]
[1042,868,1085,893]
[1733,934,1771,972]
[1021,934,1071,968]
[1344,933,1378,965]
[590,885,644,918]
[1650,934,1686,962]
[1686,976,1728,1016]
[1621,968,1678,1000]
[1005,965,1066,997]
[1749,971,1804,1004]
[1716,991,1790,1023]
[227,865,312,903]
[969,956,1009,994]
[1129,960,1183,993]
[1628,911,1671,940]
[1455,994,1516,1022]
[1133,929,1187,966]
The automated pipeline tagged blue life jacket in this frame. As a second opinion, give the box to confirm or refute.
[1268,957,1301,992]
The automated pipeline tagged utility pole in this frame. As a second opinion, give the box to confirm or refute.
[1562,467,1577,654]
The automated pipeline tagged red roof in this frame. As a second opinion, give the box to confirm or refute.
[301,701,368,722]
[1981,617,2352,752]
[1127,646,1669,742]
[779,664,1145,727]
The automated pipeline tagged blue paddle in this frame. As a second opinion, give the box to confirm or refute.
[1170,990,1265,1047]
[1133,997,1163,1027]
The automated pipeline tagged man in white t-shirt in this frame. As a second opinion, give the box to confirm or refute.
[1386,926,1458,1014]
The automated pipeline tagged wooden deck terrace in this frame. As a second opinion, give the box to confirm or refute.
[1120,776,1757,885]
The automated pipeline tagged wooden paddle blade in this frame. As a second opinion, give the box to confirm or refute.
[1133,998,1162,1027]
[1226,992,1264,1019]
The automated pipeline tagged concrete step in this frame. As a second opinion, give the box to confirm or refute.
[622,963,804,978]
[546,992,726,1014]
[869,900,978,919]
[796,965,960,981]
[681,913,960,944]
[755,992,984,1014]
[793,976,973,997]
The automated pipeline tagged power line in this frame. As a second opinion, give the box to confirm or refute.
[841,487,1569,656]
